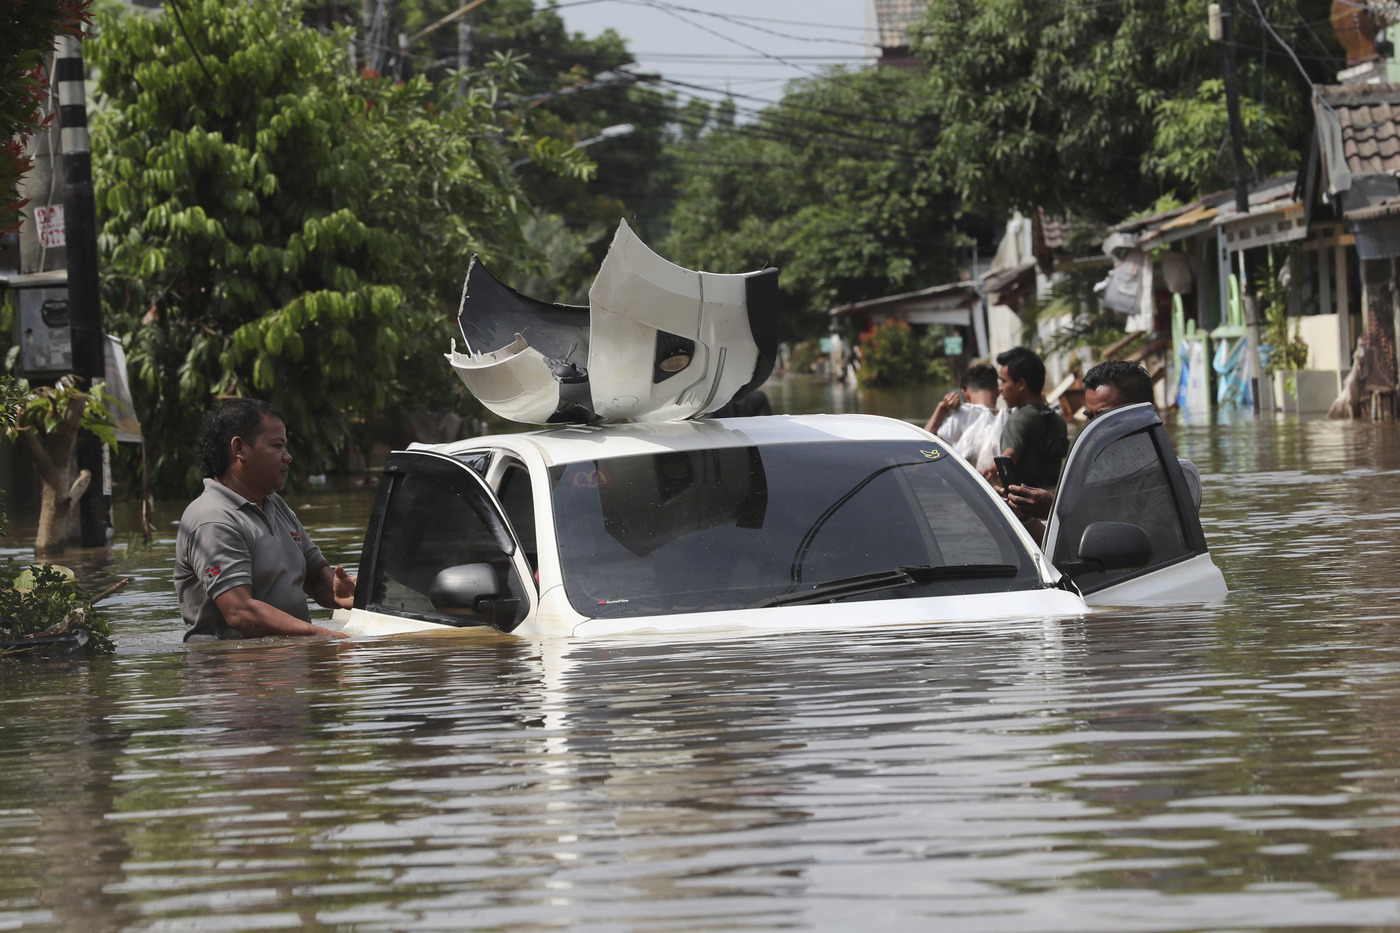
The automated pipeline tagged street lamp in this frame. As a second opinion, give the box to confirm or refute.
[510,123,636,170]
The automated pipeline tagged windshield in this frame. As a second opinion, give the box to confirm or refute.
[549,441,1041,618]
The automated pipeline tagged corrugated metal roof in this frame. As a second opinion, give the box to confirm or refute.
[1317,84,1400,177]
[1106,175,1298,250]
[873,0,927,50]
[829,278,977,316]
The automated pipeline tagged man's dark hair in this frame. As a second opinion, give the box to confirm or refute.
[995,346,1047,394]
[1083,359,1153,405]
[196,398,284,478]
[960,363,998,393]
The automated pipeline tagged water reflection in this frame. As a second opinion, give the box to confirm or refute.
[3,385,1400,930]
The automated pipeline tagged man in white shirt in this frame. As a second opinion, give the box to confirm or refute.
[923,363,1004,471]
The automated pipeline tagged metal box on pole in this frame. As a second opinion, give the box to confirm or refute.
[4,269,74,376]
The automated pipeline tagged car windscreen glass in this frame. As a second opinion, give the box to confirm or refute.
[549,441,1040,618]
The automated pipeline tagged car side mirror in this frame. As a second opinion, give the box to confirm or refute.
[1056,521,1154,577]
[428,563,520,629]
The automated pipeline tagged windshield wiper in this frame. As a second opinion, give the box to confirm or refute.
[749,564,1018,609]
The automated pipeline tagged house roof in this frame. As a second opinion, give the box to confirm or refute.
[1316,84,1400,177]
[829,279,978,316]
[1105,175,1299,251]
[873,0,926,50]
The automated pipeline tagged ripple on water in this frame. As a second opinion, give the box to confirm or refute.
[2,418,1400,930]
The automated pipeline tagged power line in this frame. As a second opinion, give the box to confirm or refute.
[552,0,874,39]
[1245,0,1325,84]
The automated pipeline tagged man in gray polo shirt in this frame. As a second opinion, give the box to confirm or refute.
[175,398,353,640]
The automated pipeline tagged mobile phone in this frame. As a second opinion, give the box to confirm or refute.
[994,456,1019,488]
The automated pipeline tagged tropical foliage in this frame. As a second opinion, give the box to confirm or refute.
[666,66,990,336]
[0,560,115,658]
[5,375,116,556]
[915,0,1341,222]
[0,376,115,657]
[1257,257,1310,373]
[345,0,682,287]
[856,318,952,389]
[88,0,592,492]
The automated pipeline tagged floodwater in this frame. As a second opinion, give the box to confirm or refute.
[4,376,1400,932]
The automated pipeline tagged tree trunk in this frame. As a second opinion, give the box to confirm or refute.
[16,394,89,557]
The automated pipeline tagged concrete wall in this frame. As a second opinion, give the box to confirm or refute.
[1273,369,1342,415]
[1297,313,1357,371]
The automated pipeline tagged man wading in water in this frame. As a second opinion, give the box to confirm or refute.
[174,398,353,640]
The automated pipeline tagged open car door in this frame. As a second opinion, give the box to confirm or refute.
[348,450,537,633]
[1043,403,1227,606]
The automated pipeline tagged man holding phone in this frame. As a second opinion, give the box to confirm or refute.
[1003,360,1201,543]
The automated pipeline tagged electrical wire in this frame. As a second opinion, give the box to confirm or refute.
[552,0,875,39]
[1247,0,1323,84]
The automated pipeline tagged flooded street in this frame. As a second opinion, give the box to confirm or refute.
[4,382,1400,932]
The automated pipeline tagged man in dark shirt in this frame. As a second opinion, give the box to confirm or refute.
[992,346,1068,490]
[1004,359,1201,543]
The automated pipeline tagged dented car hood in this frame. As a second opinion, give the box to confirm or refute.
[447,219,778,425]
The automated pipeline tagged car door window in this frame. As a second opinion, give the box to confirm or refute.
[495,462,538,571]
[1046,404,1204,595]
[363,453,531,630]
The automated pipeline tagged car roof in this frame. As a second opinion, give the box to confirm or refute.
[411,413,937,468]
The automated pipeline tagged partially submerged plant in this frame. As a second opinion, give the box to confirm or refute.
[1257,266,1309,375]
[857,318,951,389]
[0,374,123,658]
[4,375,117,556]
[0,561,121,658]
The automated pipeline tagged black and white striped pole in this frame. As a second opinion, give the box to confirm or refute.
[56,33,111,547]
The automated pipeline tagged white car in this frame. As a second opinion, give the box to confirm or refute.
[334,404,1226,639]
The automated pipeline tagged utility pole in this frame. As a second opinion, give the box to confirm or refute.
[1215,0,1252,216]
[56,34,111,546]
[1212,0,1264,411]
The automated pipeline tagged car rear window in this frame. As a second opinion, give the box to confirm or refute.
[548,441,1040,618]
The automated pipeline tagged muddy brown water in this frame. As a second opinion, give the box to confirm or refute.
[3,378,1400,932]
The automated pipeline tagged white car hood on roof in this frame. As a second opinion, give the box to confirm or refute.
[447,219,778,426]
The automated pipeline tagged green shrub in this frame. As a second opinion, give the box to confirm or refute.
[857,319,949,388]
[0,561,115,658]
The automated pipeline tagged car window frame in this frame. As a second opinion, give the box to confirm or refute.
[1043,402,1209,595]
[355,449,537,630]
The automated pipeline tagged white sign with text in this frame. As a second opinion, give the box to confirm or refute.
[34,204,65,249]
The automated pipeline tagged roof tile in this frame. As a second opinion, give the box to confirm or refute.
[873,0,927,50]
[1319,83,1400,176]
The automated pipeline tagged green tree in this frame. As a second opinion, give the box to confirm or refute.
[6,376,116,556]
[916,0,1341,221]
[665,67,990,337]
[0,375,115,657]
[363,0,684,277]
[89,0,590,492]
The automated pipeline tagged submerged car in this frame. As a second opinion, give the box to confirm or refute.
[333,403,1226,639]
